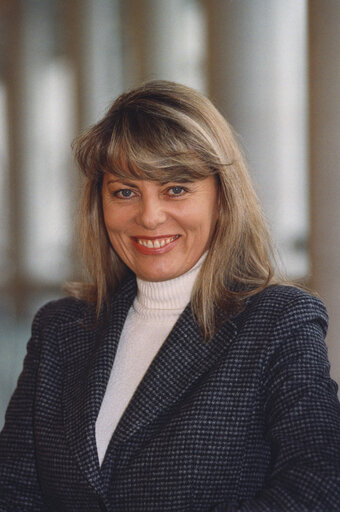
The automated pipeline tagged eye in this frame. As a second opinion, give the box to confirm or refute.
[167,186,187,197]
[114,188,136,199]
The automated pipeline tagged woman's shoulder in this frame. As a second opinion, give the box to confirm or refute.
[242,284,328,332]
[32,296,96,330]
[250,283,326,308]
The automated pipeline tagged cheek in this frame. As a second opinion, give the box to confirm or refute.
[102,203,123,235]
[206,190,219,229]
[103,208,115,234]
[186,201,218,233]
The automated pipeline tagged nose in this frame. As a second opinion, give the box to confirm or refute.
[135,197,167,230]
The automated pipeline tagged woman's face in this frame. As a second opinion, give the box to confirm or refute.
[102,174,219,282]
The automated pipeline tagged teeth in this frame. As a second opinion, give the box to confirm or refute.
[136,235,178,248]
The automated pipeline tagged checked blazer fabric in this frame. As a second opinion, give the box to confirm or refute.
[0,277,340,511]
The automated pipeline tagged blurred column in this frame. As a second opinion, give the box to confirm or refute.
[80,0,124,125]
[309,2,340,384]
[129,0,206,92]
[206,0,308,278]
[1,0,25,314]
[144,0,183,80]
[19,0,75,308]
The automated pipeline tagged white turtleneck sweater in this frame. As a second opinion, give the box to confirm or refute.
[95,255,205,465]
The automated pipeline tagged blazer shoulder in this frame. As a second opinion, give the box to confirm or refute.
[251,284,326,309]
[242,284,328,333]
[33,296,96,331]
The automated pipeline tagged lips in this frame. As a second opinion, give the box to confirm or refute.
[135,235,180,248]
[131,234,181,254]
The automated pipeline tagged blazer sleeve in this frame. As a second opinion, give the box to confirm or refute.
[211,293,340,512]
[0,304,50,511]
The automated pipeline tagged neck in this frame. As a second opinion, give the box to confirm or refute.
[134,253,207,313]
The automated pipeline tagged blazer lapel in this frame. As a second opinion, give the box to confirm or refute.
[102,304,238,468]
[60,276,136,498]
[60,274,238,495]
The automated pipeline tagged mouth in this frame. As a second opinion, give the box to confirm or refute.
[131,234,181,254]
[134,235,180,249]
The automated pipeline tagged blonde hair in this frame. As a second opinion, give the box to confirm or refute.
[68,80,280,339]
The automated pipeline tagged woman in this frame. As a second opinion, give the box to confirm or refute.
[0,80,339,511]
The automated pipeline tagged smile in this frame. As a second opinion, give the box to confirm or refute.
[135,235,180,248]
[131,234,181,255]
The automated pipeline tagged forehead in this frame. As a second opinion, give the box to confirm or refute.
[102,135,218,183]
[103,160,207,184]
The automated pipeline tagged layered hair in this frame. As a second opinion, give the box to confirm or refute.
[69,80,280,339]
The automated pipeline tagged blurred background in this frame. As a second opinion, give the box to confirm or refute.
[0,0,339,428]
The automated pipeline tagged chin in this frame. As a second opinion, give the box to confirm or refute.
[140,273,175,282]
[137,266,180,282]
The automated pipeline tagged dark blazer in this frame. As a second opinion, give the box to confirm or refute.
[0,278,340,511]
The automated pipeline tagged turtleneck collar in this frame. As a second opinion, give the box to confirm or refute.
[133,252,207,315]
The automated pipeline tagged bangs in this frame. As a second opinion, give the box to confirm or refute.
[101,107,220,183]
